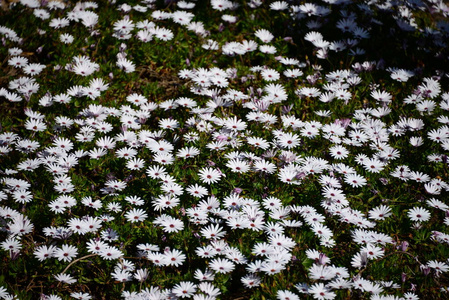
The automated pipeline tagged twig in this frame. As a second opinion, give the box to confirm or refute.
[25,272,38,292]
[61,254,98,274]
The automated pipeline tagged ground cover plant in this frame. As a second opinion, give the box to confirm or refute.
[1,0,449,299]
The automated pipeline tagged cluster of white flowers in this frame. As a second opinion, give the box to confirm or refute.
[1,0,449,299]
